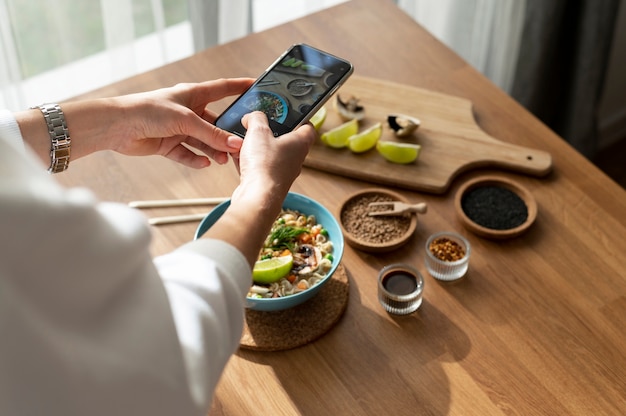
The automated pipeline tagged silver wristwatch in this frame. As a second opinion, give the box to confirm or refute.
[33,103,71,173]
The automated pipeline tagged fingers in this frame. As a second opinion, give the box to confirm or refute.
[164,144,214,169]
[168,78,253,148]
[195,78,255,103]
[182,136,234,165]
[184,135,236,156]
[231,153,241,174]
[201,108,220,124]
[183,110,244,153]
[278,123,316,164]
[241,111,272,136]
[179,109,315,170]
[290,123,317,147]
[239,112,317,161]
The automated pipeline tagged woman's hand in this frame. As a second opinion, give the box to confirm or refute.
[208,112,317,265]
[233,111,317,201]
[16,78,254,169]
[103,79,254,168]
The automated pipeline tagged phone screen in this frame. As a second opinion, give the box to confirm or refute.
[215,43,353,137]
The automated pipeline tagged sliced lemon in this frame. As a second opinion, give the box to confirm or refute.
[376,141,421,164]
[320,118,359,148]
[309,106,327,131]
[348,122,382,153]
[252,255,293,284]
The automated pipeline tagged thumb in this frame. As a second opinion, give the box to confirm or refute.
[242,111,272,135]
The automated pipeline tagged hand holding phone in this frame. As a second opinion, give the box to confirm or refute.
[215,43,353,137]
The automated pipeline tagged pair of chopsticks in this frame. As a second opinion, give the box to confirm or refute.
[128,197,229,225]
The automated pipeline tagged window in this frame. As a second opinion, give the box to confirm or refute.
[1,0,192,109]
[0,0,346,110]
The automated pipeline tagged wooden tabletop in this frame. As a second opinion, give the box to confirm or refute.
[58,0,626,414]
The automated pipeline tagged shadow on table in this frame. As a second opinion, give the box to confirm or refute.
[234,266,471,416]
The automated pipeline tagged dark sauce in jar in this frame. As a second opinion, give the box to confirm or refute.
[378,264,424,315]
[461,185,528,230]
[382,271,418,295]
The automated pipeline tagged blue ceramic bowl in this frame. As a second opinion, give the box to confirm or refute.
[194,192,344,311]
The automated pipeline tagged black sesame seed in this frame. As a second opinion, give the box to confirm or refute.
[461,186,528,230]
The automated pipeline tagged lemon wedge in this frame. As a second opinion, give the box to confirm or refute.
[252,255,293,284]
[310,106,327,131]
[320,118,359,148]
[348,122,382,153]
[376,141,421,164]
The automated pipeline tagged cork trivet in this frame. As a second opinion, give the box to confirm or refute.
[240,264,349,351]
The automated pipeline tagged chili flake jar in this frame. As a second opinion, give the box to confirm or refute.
[424,231,471,281]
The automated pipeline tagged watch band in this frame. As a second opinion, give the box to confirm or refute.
[33,103,71,173]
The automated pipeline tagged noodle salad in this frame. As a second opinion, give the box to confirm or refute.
[248,209,334,299]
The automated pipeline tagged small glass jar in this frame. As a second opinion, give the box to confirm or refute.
[378,263,424,315]
[424,232,471,281]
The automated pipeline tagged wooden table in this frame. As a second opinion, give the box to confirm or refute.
[59,0,626,414]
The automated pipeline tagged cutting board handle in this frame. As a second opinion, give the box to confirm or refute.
[463,132,553,177]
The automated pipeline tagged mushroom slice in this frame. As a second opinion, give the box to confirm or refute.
[297,245,322,275]
[387,114,421,137]
[335,94,365,121]
[249,285,270,295]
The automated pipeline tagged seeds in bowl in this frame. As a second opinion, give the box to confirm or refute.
[461,185,528,230]
[341,194,411,244]
[428,237,466,261]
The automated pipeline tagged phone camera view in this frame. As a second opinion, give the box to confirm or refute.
[216,44,352,137]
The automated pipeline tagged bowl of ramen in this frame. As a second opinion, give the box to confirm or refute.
[243,90,288,123]
[194,192,344,311]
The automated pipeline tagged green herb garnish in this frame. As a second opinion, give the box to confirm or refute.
[267,225,308,251]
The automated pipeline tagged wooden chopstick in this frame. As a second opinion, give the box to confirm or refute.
[128,197,229,209]
[148,213,209,225]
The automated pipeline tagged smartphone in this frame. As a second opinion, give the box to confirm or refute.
[215,43,353,137]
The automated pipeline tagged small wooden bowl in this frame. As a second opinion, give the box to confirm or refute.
[338,188,418,253]
[454,176,537,239]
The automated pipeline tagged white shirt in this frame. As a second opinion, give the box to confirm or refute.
[0,110,251,415]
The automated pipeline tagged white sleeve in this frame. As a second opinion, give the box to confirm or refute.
[0,120,250,416]
[155,239,250,408]
[0,109,26,154]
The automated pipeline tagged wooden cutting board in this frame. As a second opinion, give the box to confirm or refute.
[304,76,552,194]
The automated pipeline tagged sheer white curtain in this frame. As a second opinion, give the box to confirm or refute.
[0,0,191,110]
[251,0,348,32]
[0,0,23,109]
[187,0,251,51]
[397,0,527,93]
[0,0,257,110]
[185,0,348,51]
[0,0,344,111]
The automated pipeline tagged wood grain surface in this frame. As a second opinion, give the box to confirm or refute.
[56,0,626,415]
[306,76,553,193]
